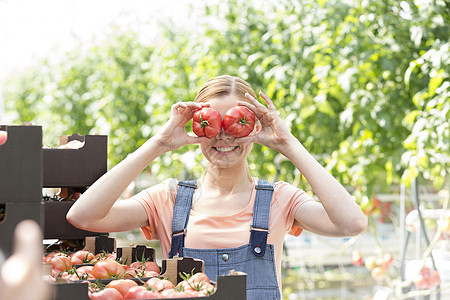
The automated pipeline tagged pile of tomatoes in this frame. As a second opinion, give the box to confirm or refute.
[43,250,159,280]
[351,250,394,281]
[42,250,216,299]
[88,273,216,299]
[351,249,441,290]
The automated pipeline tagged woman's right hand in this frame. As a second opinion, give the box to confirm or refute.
[152,102,211,152]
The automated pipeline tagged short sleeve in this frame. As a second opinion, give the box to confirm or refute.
[130,178,178,240]
[273,181,314,237]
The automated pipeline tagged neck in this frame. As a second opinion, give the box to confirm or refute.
[202,163,253,194]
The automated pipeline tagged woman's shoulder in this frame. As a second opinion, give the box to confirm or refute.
[137,178,180,197]
[253,177,296,191]
[253,178,311,201]
[143,178,202,194]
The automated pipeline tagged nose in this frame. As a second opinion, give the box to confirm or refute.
[215,127,233,140]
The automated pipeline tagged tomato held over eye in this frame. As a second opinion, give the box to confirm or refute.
[223,106,255,138]
[192,107,222,138]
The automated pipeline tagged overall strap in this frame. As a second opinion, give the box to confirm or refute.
[168,180,197,258]
[250,179,275,257]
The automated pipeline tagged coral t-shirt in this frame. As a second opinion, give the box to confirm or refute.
[132,177,313,289]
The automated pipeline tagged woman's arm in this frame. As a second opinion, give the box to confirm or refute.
[66,102,210,232]
[238,92,367,237]
[284,138,367,237]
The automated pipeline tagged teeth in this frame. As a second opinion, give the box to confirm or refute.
[215,146,237,152]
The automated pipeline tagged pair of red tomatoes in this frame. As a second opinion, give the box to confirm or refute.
[192,106,255,138]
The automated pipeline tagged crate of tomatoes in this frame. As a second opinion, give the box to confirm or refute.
[44,246,246,300]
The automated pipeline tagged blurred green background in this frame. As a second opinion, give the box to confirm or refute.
[3,0,448,202]
[3,0,448,208]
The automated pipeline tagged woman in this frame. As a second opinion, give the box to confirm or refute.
[67,75,367,299]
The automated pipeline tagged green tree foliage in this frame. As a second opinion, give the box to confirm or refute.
[3,0,449,206]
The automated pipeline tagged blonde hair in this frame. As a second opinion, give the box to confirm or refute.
[196,75,255,183]
[195,75,257,103]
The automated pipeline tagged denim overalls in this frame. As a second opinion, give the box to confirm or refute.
[168,179,281,300]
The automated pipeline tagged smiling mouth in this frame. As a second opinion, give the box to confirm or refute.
[213,146,237,153]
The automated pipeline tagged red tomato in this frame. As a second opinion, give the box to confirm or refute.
[222,106,255,137]
[351,250,363,267]
[123,286,161,299]
[51,255,73,272]
[364,256,377,270]
[176,280,194,292]
[143,270,159,277]
[129,261,160,273]
[71,192,82,200]
[0,130,7,145]
[95,252,116,261]
[414,267,441,289]
[43,252,66,263]
[182,290,202,297]
[125,268,158,279]
[382,252,393,268]
[185,272,212,292]
[413,273,428,289]
[63,273,82,281]
[200,282,216,295]
[371,266,386,281]
[428,270,441,288]
[145,277,174,292]
[192,107,222,138]
[76,265,94,273]
[106,279,138,297]
[88,287,123,300]
[70,250,95,265]
[91,260,126,279]
[159,289,185,298]
[124,267,140,278]
[73,266,95,280]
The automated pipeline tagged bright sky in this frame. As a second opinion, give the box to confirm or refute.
[0,0,201,79]
[0,0,206,122]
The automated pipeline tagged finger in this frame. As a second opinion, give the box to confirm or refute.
[236,100,255,111]
[172,102,209,111]
[244,93,268,111]
[185,136,210,145]
[259,91,276,111]
[242,94,270,122]
[235,133,258,144]
[13,220,43,260]
[172,102,206,119]
[1,220,47,300]
[236,101,264,121]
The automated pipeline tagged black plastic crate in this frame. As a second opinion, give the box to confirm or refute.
[0,125,42,203]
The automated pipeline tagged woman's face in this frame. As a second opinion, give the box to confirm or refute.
[199,94,253,170]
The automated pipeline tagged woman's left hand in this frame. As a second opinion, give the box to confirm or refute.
[237,91,294,153]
